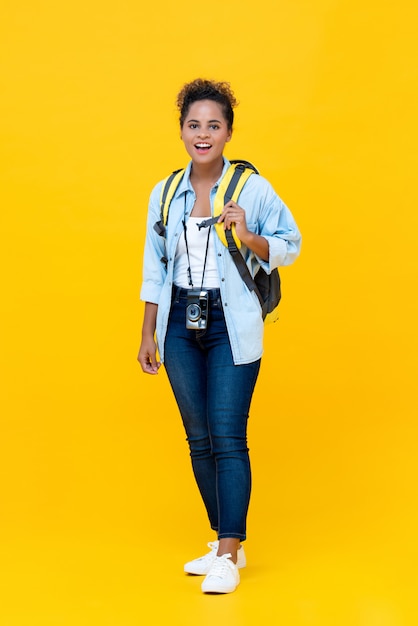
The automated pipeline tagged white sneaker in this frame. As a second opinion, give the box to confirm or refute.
[184,541,246,575]
[201,553,240,593]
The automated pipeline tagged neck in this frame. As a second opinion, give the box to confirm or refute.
[190,158,224,184]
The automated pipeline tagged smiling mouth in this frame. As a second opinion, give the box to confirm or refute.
[195,143,212,151]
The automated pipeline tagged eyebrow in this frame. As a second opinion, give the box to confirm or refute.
[186,118,223,124]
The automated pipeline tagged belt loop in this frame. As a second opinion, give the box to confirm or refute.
[172,285,181,303]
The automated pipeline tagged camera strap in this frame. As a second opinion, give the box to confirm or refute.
[182,194,212,290]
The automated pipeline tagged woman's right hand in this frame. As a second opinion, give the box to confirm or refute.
[137,337,161,375]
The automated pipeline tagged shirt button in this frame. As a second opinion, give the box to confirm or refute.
[218,253,222,257]
[221,277,225,282]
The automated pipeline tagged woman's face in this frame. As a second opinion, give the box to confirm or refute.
[180,99,232,166]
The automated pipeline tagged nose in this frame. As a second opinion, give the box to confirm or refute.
[198,128,209,138]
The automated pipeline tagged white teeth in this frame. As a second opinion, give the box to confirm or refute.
[196,143,211,148]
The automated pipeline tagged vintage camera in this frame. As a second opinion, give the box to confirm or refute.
[186,289,209,330]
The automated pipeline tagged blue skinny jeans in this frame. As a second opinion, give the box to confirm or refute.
[164,287,261,541]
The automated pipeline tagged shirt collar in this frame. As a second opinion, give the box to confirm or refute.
[173,157,231,198]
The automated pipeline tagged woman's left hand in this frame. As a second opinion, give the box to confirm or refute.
[218,200,250,241]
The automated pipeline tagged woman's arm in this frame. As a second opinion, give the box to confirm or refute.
[137,302,161,375]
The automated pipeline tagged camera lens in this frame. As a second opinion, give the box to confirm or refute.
[187,303,201,322]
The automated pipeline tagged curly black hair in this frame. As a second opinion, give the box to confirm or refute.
[176,79,238,130]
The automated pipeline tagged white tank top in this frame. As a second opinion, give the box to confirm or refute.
[173,217,220,289]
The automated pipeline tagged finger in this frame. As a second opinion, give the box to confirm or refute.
[148,355,161,373]
[222,200,235,212]
[143,361,160,375]
[139,353,159,374]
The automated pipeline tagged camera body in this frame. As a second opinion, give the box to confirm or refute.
[186,289,209,330]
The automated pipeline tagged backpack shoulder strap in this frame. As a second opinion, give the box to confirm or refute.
[214,161,264,309]
[229,159,259,175]
[153,168,186,237]
[159,168,186,225]
[213,162,256,249]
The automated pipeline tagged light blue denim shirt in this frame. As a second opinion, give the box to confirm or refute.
[140,158,301,365]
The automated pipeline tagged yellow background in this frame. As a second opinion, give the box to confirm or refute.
[1,1,417,624]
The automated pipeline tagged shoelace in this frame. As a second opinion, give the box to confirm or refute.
[206,553,234,578]
[195,542,217,563]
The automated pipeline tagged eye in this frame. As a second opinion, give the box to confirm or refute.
[210,124,220,130]
[189,123,198,129]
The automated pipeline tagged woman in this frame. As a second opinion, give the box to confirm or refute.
[138,79,301,594]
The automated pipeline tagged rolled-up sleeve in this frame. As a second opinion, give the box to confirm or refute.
[256,187,302,273]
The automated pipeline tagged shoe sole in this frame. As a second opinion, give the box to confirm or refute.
[185,563,245,575]
[202,584,238,593]
[202,579,239,594]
